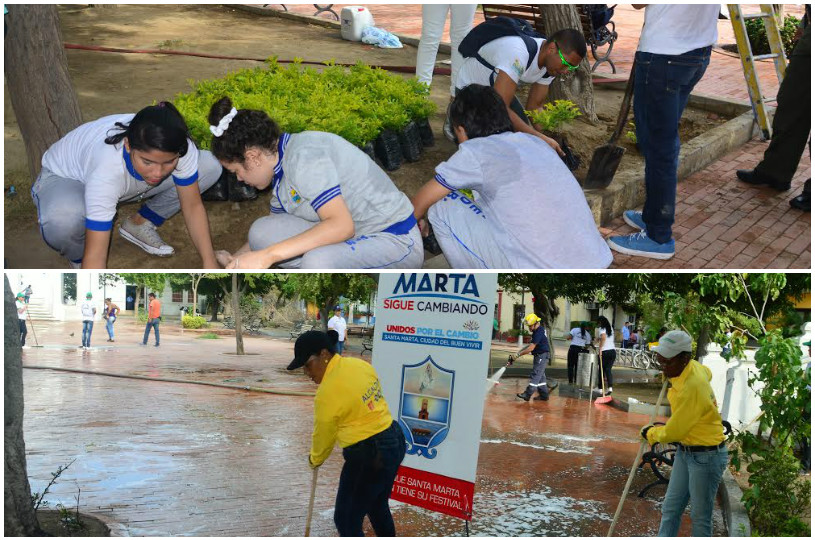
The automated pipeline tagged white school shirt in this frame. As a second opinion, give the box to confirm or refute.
[80,301,96,322]
[455,36,554,90]
[599,328,615,352]
[16,300,27,321]
[638,5,720,55]
[40,114,201,232]
[569,327,589,347]
[269,132,416,236]
[327,315,348,342]
[433,131,613,269]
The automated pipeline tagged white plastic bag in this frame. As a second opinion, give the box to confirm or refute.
[361,26,403,48]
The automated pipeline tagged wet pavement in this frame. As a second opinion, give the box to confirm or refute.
[21,321,725,536]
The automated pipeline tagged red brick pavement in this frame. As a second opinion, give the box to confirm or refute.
[21,320,722,536]
[261,3,811,269]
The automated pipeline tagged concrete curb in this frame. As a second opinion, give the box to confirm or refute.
[719,467,752,536]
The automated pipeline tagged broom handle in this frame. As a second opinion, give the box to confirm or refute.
[607,378,669,537]
[26,309,40,347]
[305,467,318,536]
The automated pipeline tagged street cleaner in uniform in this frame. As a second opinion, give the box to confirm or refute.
[288,331,406,536]
[640,330,728,537]
[515,314,555,401]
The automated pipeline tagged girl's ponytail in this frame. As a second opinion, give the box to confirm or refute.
[105,101,190,156]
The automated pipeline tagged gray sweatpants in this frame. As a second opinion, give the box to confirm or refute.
[427,191,511,269]
[247,213,424,269]
[31,150,222,262]
[523,352,550,398]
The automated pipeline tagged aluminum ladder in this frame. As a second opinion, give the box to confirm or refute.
[727,4,788,140]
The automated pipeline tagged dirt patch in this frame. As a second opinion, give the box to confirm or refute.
[36,509,111,537]
[3,4,731,269]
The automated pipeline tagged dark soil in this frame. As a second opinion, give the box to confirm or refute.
[3,4,731,269]
[36,509,111,537]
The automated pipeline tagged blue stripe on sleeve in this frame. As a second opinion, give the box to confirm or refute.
[311,185,342,212]
[173,171,199,187]
[85,218,114,231]
[434,173,456,192]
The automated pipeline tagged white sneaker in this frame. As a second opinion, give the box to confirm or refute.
[67,260,81,269]
[119,217,175,257]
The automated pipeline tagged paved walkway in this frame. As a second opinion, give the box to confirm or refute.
[20,320,725,536]
[262,3,810,269]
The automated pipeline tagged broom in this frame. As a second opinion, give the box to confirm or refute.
[595,352,613,405]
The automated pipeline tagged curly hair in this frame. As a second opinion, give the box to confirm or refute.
[104,102,190,157]
[207,96,281,164]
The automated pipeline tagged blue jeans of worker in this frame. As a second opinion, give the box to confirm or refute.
[634,47,711,244]
[143,318,160,345]
[334,421,406,537]
[658,445,728,537]
[82,321,93,347]
[106,316,116,340]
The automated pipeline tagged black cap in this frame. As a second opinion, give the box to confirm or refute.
[287,330,333,371]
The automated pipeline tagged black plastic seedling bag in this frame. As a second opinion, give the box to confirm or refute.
[202,169,230,201]
[374,129,403,171]
[360,141,377,163]
[399,121,423,163]
[227,171,259,202]
[416,117,435,147]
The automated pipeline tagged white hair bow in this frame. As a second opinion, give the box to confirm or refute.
[210,107,238,137]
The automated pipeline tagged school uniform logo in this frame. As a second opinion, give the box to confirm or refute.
[289,188,303,205]
[398,355,455,459]
[512,58,524,77]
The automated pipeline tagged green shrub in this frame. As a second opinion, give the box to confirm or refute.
[173,60,436,148]
[746,15,801,58]
[197,332,220,339]
[526,100,581,132]
[182,315,208,329]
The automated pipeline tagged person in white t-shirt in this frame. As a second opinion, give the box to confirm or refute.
[16,292,28,347]
[453,27,586,154]
[327,307,348,355]
[567,322,591,385]
[595,316,616,396]
[411,84,612,269]
[207,97,423,269]
[80,292,97,350]
[608,4,719,260]
[32,102,222,269]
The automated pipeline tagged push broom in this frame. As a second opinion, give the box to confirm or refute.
[595,349,613,406]
[305,467,318,536]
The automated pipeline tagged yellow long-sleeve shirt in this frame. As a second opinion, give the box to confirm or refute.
[310,355,394,467]
[647,360,726,447]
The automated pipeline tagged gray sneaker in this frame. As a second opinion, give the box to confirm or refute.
[119,216,174,256]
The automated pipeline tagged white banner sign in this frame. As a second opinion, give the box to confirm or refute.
[373,273,497,520]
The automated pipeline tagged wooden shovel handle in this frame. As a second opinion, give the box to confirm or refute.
[607,63,636,145]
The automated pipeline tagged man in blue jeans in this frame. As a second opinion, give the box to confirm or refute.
[640,330,728,536]
[608,5,720,260]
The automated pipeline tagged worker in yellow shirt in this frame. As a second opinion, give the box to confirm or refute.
[640,330,728,537]
[287,331,406,537]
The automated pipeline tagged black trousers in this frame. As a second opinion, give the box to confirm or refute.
[567,345,585,384]
[334,421,406,537]
[598,349,616,388]
[755,26,811,185]
[19,319,27,346]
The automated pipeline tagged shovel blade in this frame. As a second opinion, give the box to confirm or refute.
[583,144,626,190]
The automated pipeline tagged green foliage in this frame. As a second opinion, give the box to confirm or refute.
[182,315,208,329]
[624,122,637,144]
[281,274,377,326]
[745,15,801,58]
[31,459,75,512]
[197,332,220,339]
[526,100,581,132]
[173,60,436,147]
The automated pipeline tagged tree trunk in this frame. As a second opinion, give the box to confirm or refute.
[538,5,598,123]
[232,273,244,355]
[209,296,221,322]
[5,277,42,536]
[134,288,141,318]
[4,5,83,179]
[695,325,711,361]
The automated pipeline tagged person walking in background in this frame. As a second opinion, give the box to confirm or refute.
[415,4,478,139]
[608,4,720,259]
[287,331,406,537]
[327,306,348,355]
[621,321,632,349]
[567,322,591,385]
[23,284,32,304]
[595,315,616,396]
[104,297,120,342]
[737,5,810,212]
[80,292,97,350]
[640,330,728,536]
[516,314,553,401]
[16,292,28,347]
[142,292,161,347]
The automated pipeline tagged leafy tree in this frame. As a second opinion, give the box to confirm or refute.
[281,274,377,331]
[117,274,168,317]
[167,273,211,316]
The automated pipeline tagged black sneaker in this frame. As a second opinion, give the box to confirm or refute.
[533,394,549,401]
[736,169,791,191]
[423,228,443,256]
[516,393,531,402]
[790,180,811,212]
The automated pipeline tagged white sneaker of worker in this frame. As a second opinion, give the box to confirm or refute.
[119,216,175,256]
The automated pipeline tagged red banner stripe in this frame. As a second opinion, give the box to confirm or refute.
[390,465,475,520]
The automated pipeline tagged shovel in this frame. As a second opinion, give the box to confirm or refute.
[584,64,636,190]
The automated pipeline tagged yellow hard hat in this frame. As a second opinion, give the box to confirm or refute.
[524,313,541,326]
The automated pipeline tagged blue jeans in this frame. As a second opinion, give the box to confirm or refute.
[658,445,728,537]
[334,421,406,536]
[82,321,93,347]
[336,340,345,355]
[634,47,711,244]
[106,317,116,340]
[143,318,160,345]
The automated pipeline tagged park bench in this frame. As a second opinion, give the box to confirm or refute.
[481,4,618,73]
[361,336,374,355]
[637,421,732,498]
[289,323,314,340]
[222,316,262,334]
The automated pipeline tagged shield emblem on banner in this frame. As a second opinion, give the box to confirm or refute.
[398,355,455,459]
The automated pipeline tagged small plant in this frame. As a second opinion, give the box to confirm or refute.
[182,314,208,329]
[156,39,184,50]
[624,121,637,144]
[526,100,581,132]
[31,459,75,511]
[56,488,85,535]
[197,332,220,339]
